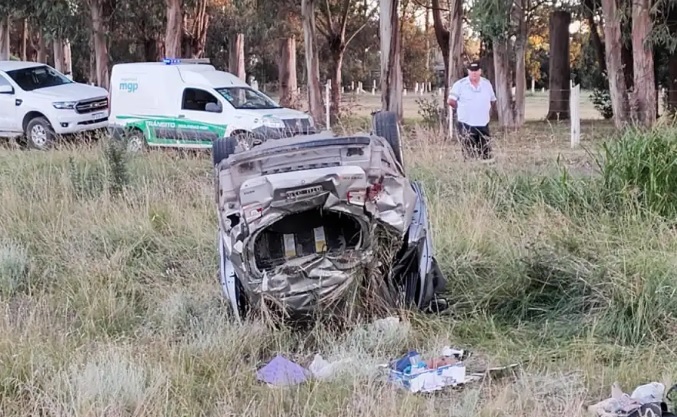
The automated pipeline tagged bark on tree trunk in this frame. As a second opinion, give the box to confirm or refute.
[37,32,48,63]
[380,0,403,120]
[431,0,450,99]
[90,0,110,90]
[493,38,516,128]
[53,39,65,73]
[182,0,209,58]
[513,0,528,126]
[601,0,630,128]
[0,17,9,61]
[480,40,499,121]
[20,18,28,61]
[631,0,655,127]
[88,34,96,84]
[63,39,73,79]
[228,33,246,81]
[329,49,344,123]
[546,10,571,121]
[302,0,325,126]
[447,0,464,86]
[164,0,183,58]
[583,0,606,72]
[278,36,299,109]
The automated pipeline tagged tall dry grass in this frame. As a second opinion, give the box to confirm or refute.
[1,122,676,416]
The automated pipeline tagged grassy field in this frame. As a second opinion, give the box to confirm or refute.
[1,94,677,416]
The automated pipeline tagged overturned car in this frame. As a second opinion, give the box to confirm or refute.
[213,111,447,321]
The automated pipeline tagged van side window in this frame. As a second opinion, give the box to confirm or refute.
[0,74,10,87]
[181,88,219,111]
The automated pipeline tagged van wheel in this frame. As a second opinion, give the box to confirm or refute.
[126,130,146,153]
[372,110,403,167]
[213,137,238,166]
[25,117,56,150]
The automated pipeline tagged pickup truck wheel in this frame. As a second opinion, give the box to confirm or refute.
[212,136,238,166]
[126,130,146,153]
[25,117,56,150]
[372,110,404,167]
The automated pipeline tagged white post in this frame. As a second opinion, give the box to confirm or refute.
[372,80,376,95]
[570,84,581,148]
[325,80,331,130]
[531,78,536,94]
[448,108,454,140]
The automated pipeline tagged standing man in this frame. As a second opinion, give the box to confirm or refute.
[447,61,497,161]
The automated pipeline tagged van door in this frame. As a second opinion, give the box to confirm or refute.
[0,74,18,133]
[172,87,229,147]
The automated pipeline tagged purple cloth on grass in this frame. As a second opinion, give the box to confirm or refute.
[256,355,308,386]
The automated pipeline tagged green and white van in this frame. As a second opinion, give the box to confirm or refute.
[108,59,317,151]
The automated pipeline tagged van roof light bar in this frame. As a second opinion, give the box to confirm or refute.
[162,58,211,65]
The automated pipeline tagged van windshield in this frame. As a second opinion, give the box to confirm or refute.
[215,87,281,110]
[5,65,73,91]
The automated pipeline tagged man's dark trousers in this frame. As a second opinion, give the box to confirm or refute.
[456,122,492,160]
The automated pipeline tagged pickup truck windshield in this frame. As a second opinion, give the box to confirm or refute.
[5,65,73,91]
[215,87,281,110]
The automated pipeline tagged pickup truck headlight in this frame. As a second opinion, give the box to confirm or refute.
[262,115,285,129]
[53,101,77,110]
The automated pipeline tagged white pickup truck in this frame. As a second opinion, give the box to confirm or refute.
[0,61,110,149]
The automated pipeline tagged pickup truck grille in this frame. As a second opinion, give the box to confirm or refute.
[75,97,108,114]
[282,118,312,135]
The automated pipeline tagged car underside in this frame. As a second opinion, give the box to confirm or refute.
[213,111,448,321]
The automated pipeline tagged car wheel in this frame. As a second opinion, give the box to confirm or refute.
[212,136,238,166]
[372,110,404,167]
[25,117,56,150]
[126,130,146,153]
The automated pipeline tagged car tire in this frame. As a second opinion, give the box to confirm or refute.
[126,129,146,153]
[372,110,404,166]
[212,136,238,166]
[25,117,56,150]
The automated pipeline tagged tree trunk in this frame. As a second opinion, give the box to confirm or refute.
[278,36,299,108]
[631,0,655,127]
[513,0,528,126]
[601,0,630,128]
[480,40,499,121]
[53,39,65,72]
[88,34,96,84]
[0,17,9,60]
[447,0,464,85]
[329,49,344,123]
[164,0,183,58]
[583,0,606,72]
[493,37,516,128]
[302,0,325,126]
[90,0,110,90]
[182,0,209,58]
[380,0,403,120]
[545,10,571,121]
[228,33,246,81]
[431,0,450,98]
[144,38,160,62]
[20,18,28,61]
[63,39,73,79]
[37,32,48,63]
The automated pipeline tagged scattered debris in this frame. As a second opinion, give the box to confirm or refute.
[587,382,677,417]
[256,355,308,387]
[386,347,468,393]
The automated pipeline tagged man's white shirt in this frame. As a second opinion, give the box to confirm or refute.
[448,76,496,127]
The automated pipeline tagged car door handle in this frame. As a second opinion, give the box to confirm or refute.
[178,114,185,118]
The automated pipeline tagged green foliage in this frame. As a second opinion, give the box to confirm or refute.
[415,96,444,131]
[468,0,514,40]
[591,87,613,120]
[103,139,130,199]
[597,127,677,220]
